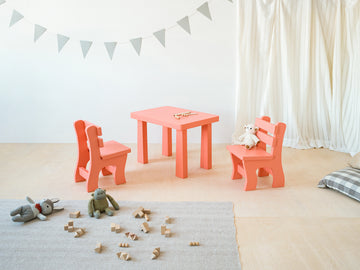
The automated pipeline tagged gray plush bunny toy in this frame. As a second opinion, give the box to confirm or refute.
[10,196,64,222]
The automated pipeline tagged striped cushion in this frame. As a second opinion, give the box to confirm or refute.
[318,167,360,202]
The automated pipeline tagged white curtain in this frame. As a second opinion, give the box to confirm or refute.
[235,0,360,155]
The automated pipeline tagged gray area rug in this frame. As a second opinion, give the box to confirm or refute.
[0,200,241,270]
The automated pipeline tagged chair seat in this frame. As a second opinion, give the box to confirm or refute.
[226,145,273,161]
[100,140,131,160]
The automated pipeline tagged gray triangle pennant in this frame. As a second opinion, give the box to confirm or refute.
[130,37,142,56]
[0,0,6,6]
[80,40,93,58]
[153,29,166,47]
[9,10,24,27]
[197,2,212,20]
[34,24,47,42]
[177,16,191,35]
[57,34,70,53]
[104,42,117,60]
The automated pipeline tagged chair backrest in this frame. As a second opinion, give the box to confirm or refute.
[74,120,104,161]
[255,116,286,158]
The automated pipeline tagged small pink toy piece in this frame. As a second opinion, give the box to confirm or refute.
[227,116,286,191]
[74,120,131,192]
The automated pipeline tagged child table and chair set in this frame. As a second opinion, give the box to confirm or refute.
[74,106,286,192]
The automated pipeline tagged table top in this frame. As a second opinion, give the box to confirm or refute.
[130,106,219,130]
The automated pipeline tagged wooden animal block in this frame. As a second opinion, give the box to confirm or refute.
[115,224,121,233]
[161,225,166,235]
[117,252,130,261]
[69,211,80,218]
[165,229,171,237]
[140,222,150,233]
[152,247,160,260]
[68,220,74,226]
[118,243,129,248]
[68,226,74,232]
[125,232,138,241]
[94,243,102,253]
[64,224,68,231]
[165,216,170,224]
[111,223,116,232]
[144,213,150,221]
[189,242,200,246]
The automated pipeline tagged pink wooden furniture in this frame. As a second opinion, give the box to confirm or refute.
[74,120,131,192]
[131,106,219,178]
[226,116,286,191]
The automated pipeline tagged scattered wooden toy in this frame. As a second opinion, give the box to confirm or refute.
[165,216,170,224]
[69,211,80,218]
[189,242,200,246]
[64,224,68,231]
[125,232,138,241]
[115,224,121,233]
[144,213,150,221]
[94,243,102,253]
[132,207,145,218]
[74,228,85,238]
[117,252,131,261]
[111,223,116,232]
[68,226,74,232]
[143,209,151,214]
[151,247,160,260]
[68,220,74,226]
[140,222,150,233]
[165,229,171,237]
[161,225,166,235]
[118,243,129,248]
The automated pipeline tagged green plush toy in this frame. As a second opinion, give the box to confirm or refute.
[88,188,119,218]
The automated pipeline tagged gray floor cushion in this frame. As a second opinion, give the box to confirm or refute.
[318,167,360,202]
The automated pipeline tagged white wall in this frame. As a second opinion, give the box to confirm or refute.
[0,0,237,143]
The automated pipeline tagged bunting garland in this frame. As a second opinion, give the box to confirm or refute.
[1,1,233,59]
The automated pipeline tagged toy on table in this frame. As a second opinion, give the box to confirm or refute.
[10,197,64,222]
[88,188,119,218]
[173,111,197,119]
[237,124,260,149]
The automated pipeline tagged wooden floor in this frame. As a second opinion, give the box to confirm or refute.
[0,143,359,270]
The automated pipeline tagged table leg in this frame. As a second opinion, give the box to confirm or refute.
[162,127,172,156]
[176,129,188,178]
[200,124,212,169]
[137,120,148,164]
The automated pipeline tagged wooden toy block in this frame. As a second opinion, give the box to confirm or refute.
[64,224,68,231]
[132,207,145,218]
[68,220,74,226]
[144,213,150,221]
[165,216,170,224]
[68,226,74,232]
[74,228,85,238]
[69,211,80,218]
[115,224,121,233]
[125,232,138,241]
[151,247,160,260]
[118,243,129,248]
[143,209,151,214]
[161,225,166,235]
[117,252,130,261]
[111,223,116,232]
[140,222,150,233]
[94,243,102,253]
[165,229,171,237]
[189,242,200,246]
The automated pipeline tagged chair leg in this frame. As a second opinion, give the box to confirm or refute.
[230,154,242,180]
[243,163,258,191]
[113,155,128,185]
[86,165,101,192]
[271,165,285,188]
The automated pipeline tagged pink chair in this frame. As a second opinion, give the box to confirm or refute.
[74,120,131,192]
[227,116,286,191]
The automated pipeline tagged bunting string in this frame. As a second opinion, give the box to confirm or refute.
[0,0,233,59]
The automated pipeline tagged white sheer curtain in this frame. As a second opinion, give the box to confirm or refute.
[235,0,360,155]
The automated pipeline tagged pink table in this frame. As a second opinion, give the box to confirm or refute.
[131,106,219,178]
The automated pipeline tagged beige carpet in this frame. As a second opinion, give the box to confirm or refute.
[0,143,359,270]
[1,200,241,270]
